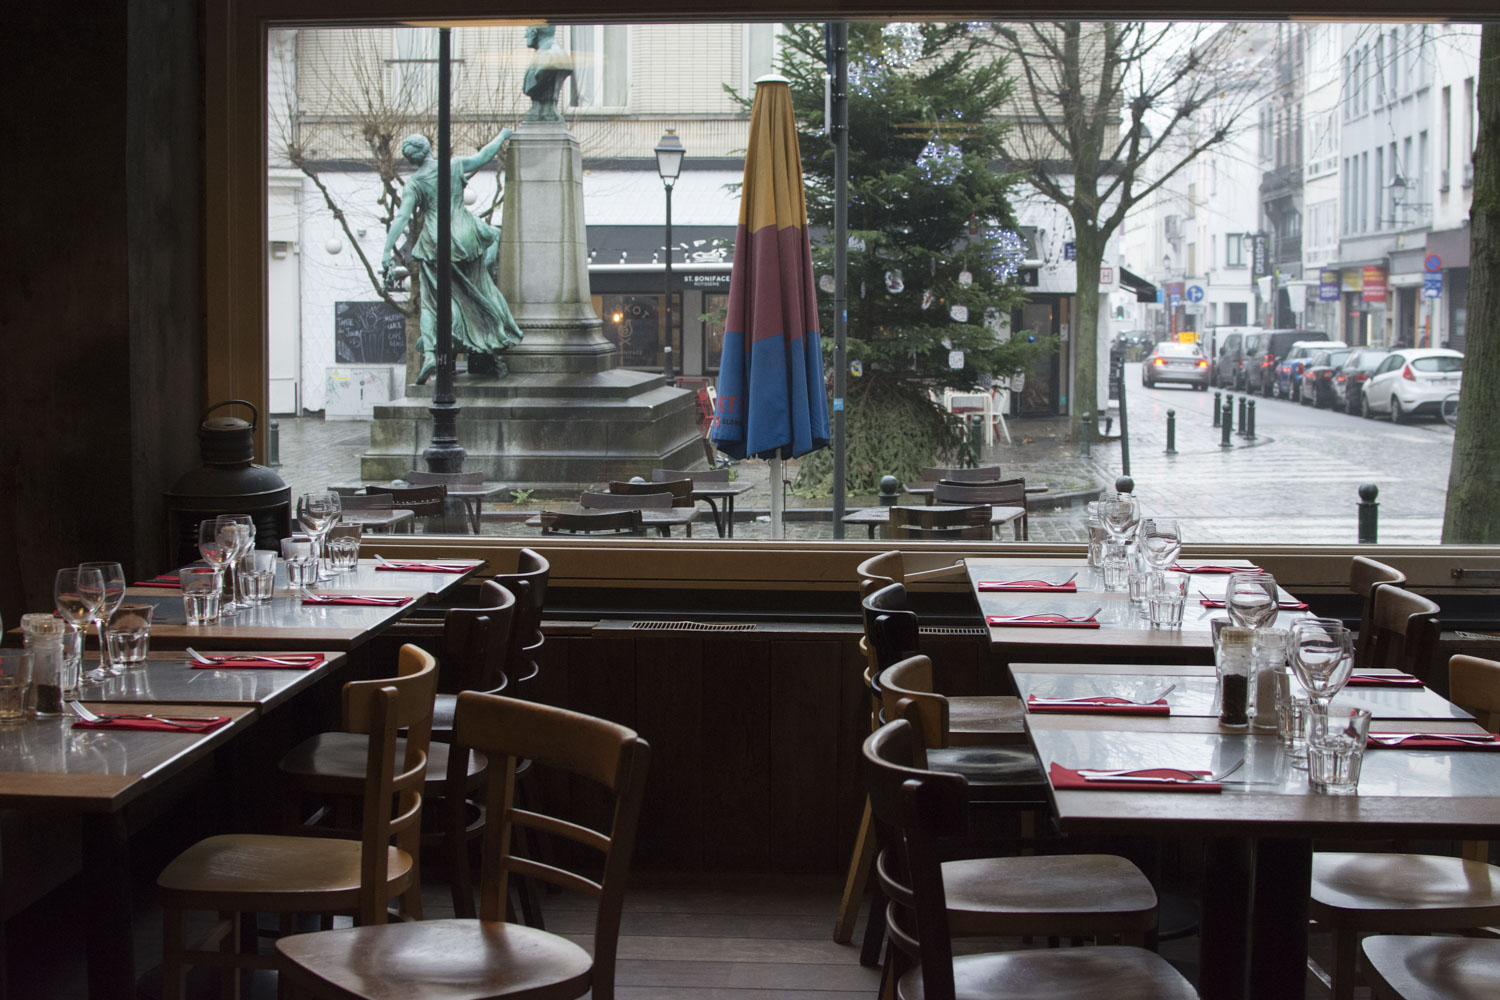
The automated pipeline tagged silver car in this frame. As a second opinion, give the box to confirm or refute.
[1141,342,1211,390]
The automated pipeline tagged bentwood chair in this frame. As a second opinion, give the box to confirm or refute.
[932,479,1029,540]
[276,693,651,1000]
[539,509,646,536]
[158,646,437,1000]
[888,505,991,540]
[861,719,1196,1000]
[653,466,730,484]
[1349,557,1407,670]
[610,478,695,536]
[1360,935,1500,999]
[406,470,486,532]
[1358,583,1441,686]
[366,484,449,533]
[918,465,1003,484]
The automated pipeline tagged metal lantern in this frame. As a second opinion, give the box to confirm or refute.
[163,400,291,566]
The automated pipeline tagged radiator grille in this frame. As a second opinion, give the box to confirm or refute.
[919,625,989,636]
[630,621,757,632]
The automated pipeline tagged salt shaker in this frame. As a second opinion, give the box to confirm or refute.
[20,614,68,717]
[1251,627,1289,732]
[1216,626,1254,728]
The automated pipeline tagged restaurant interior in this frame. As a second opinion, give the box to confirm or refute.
[5,1,1500,999]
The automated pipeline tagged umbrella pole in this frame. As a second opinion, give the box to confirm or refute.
[829,21,849,538]
[770,456,785,539]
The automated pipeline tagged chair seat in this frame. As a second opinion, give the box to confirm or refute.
[927,746,1048,803]
[158,834,412,912]
[897,945,1197,1000]
[943,854,1158,938]
[1311,852,1500,927]
[276,917,593,1000]
[946,695,1027,745]
[281,732,486,794]
[1361,934,1500,1000]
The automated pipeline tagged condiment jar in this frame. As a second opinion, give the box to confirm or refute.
[20,614,67,717]
[1216,626,1254,728]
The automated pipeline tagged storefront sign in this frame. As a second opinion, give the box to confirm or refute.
[1319,269,1341,302]
[1361,265,1387,304]
[1342,268,1363,293]
[685,273,732,289]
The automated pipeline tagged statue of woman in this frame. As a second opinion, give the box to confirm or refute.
[381,131,523,383]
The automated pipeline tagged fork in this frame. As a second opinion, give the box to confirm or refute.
[1082,757,1245,784]
[1032,684,1175,706]
[998,607,1102,623]
[374,554,469,569]
[185,647,316,667]
[1368,732,1497,746]
[68,701,203,730]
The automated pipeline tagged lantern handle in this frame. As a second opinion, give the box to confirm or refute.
[203,399,259,430]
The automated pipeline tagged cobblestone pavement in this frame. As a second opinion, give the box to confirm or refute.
[271,360,1455,544]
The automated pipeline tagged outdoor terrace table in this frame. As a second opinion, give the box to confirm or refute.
[692,482,753,537]
[524,506,697,537]
[339,483,508,533]
[904,481,1049,505]
[842,504,1027,540]
[337,507,413,533]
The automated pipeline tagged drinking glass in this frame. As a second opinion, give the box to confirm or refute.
[199,518,232,579]
[79,561,127,676]
[1307,707,1372,794]
[215,514,256,611]
[1098,492,1141,544]
[297,492,343,580]
[1225,571,1279,631]
[1289,619,1355,714]
[54,566,105,682]
[1138,518,1183,571]
[282,536,318,598]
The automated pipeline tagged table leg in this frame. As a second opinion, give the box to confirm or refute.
[1198,836,1252,1000]
[1249,837,1312,999]
[464,498,481,534]
[725,496,736,537]
[83,812,136,1000]
[703,497,726,538]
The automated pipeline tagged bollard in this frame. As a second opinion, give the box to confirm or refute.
[1115,475,1134,495]
[1213,391,1222,427]
[878,475,901,507]
[1237,395,1248,435]
[1223,395,1235,432]
[1221,401,1234,448]
[268,419,281,468]
[1245,400,1257,440]
[1081,411,1092,458]
[1165,409,1177,454]
[1357,483,1380,544]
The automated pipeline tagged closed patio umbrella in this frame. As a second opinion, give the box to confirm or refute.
[711,74,830,538]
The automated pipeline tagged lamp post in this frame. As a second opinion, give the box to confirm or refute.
[655,129,685,387]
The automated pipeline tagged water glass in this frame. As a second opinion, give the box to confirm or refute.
[1085,502,1107,568]
[1273,669,1310,756]
[0,649,33,723]
[1101,541,1129,591]
[242,568,276,603]
[1308,707,1373,794]
[326,528,360,571]
[286,556,318,596]
[1127,545,1151,610]
[180,568,222,625]
[60,625,84,699]
[1147,572,1188,629]
[105,603,154,667]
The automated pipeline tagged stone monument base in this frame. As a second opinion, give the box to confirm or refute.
[360,370,703,487]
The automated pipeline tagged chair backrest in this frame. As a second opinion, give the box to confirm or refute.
[581,490,673,509]
[1363,584,1442,684]
[1349,557,1407,670]
[889,505,990,540]
[405,469,484,487]
[862,717,969,999]
[862,582,921,674]
[451,693,650,999]
[611,478,693,507]
[492,548,550,690]
[540,509,646,536]
[340,644,439,925]
[337,493,395,513]
[857,551,905,598]
[879,655,949,751]
[1448,655,1500,731]
[441,579,517,697]
[918,465,1002,484]
[653,467,731,484]
[366,484,448,516]
[932,478,1027,508]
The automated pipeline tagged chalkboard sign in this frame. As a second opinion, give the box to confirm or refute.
[335,301,407,364]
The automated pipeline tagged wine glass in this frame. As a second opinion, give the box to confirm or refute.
[55,567,105,682]
[216,514,256,611]
[78,562,126,676]
[1289,618,1355,716]
[1225,571,1279,631]
[297,492,343,580]
[1098,493,1141,544]
[198,518,231,579]
[1138,518,1183,571]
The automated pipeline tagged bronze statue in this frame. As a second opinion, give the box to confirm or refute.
[381,131,524,383]
[522,25,573,122]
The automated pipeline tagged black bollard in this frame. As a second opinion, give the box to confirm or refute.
[879,475,901,507]
[268,419,281,468]
[1246,400,1257,440]
[1221,401,1234,448]
[1081,411,1092,458]
[1115,475,1134,495]
[1357,483,1380,544]
[1165,409,1177,454]
[1213,391,1222,427]
[1237,395,1248,435]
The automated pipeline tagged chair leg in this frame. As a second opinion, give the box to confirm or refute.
[162,906,187,1000]
[859,882,886,967]
[834,798,877,943]
[447,786,476,918]
[221,910,241,1000]
[1330,927,1358,1000]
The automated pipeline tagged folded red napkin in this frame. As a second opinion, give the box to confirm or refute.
[1346,673,1425,688]
[977,580,1078,592]
[189,653,326,671]
[374,562,470,574]
[132,574,181,589]
[1199,598,1308,610]
[72,715,231,733]
[1170,565,1263,574]
[302,595,412,607]
[1048,762,1221,792]
[1367,732,1500,750]
[987,614,1099,628]
[1027,695,1169,716]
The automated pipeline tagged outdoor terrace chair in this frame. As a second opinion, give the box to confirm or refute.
[582,490,676,537]
[336,493,408,534]
[276,693,650,1000]
[609,478,694,536]
[918,465,1003,484]
[366,484,451,533]
[888,504,991,541]
[539,508,646,536]
[932,478,1029,540]
[653,466,731,484]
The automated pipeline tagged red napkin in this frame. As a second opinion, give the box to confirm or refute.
[72,715,231,733]
[1170,565,1263,574]
[1027,695,1169,716]
[302,596,412,607]
[1199,598,1307,610]
[132,574,181,589]
[977,580,1078,592]
[189,653,326,671]
[987,614,1099,628]
[1048,762,1221,792]
[1346,673,1425,688]
[1367,732,1500,751]
[374,563,470,574]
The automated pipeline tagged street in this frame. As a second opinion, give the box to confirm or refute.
[1105,361,1454,545]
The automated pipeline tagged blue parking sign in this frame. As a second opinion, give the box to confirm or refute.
[1423,273,1443,299]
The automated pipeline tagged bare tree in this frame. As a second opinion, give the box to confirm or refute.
[1443,23,1499,542]
[980,22,1260,437]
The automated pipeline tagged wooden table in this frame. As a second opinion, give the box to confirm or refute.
[316,556,485,597]
[77,649,347,711]
[692,482,752,538]
[842,504,1028,540]
[124,587,422,651]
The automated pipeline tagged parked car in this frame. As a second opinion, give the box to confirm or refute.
[1273,340,1346,401]
[1141,341,1211,390]
[1211,327,1257,389]
[1240,329,1328,397]
[1360,348,1465,422]
[1331,348,1390,412]
[1297,347,1354,408]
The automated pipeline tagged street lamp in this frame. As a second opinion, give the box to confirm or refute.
[655,129,685,386]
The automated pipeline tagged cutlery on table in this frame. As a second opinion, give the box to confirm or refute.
[993,607,1102,624]
[373,554,471,570]
[1031,684,1175,707]
[186,647,318,667]
[69,701,203,730]
[303,594,409,605]
[1368,732,1498,746]
[1081,757,1245,784]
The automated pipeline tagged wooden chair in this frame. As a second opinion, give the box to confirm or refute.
[932,478,1029,540]
[405,469,484,487]
[861,718,1196,1000]
[1308,650,1500,1000]
[888,504,990,541]
[1349,557,1408,670]
[276,693,651,1000]
[856,550,967,598]
[1360,935,1500,999]
[581,491,675,537]
[653,466,730,484]
[611,478,694,537]
[539,509,645,536]
[880,655,1027,748]
[366,484,449,533]
[335,493,405,534]
[918,465,1002,484]
[158,645,437,1000]
[489,548,549,696]
[1360,584,1441,687]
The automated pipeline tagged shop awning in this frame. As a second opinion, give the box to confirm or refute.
[1120,266,1158,303]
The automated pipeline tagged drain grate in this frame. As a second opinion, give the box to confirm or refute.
[919,625,989,636]
[630,621,757,632]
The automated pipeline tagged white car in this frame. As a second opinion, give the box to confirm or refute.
[1360,348,1464,422]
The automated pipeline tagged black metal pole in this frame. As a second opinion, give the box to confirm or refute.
[1116,363,1131,478]
[830,22,849,538]
[1165,409,1177,454]
[424,27,464,473]
[1237,395,1248,436]
[1213,391,1222,427]
[1246,400,1257,440]
[663,181,675,386]
[1357,483,1380,544]
[1221,400,1234,448]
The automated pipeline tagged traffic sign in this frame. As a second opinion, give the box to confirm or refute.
[1185,285,1205,303]
[1425,254,1443,273]
[1424,273,1443,299]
